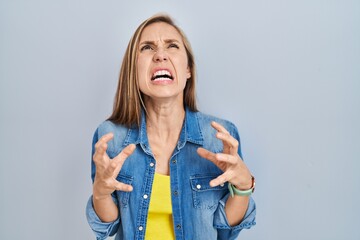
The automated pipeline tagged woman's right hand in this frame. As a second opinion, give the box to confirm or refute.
[92,132,136,200]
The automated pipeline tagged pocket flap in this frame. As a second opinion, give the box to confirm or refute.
[190,175,227,192]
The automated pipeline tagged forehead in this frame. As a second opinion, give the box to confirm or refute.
[140,22,183,42]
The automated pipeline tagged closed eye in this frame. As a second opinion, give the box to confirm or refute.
[168,43,179,49]
[140,44,154,51]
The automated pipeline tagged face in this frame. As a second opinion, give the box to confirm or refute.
[137,22,191,104]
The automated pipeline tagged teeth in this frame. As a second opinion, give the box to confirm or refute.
[153,70,172,78]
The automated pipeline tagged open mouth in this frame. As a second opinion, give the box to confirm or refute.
[151,70,174,81]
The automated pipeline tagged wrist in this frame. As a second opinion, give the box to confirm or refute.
[234,173,254,190]
[93,194,110,201]
[93,190,113,201]
[228,175,256,197]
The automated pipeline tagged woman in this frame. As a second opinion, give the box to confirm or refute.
[86,14,256,240]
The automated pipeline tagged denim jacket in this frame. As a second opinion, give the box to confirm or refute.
[86,109,256,240]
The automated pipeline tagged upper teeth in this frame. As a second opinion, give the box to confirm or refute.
[153,70,171,77]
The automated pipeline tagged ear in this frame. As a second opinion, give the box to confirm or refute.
[186,66,191,79]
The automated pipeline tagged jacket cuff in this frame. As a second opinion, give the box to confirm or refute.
[86,196,120,240]
[214,193,256,231]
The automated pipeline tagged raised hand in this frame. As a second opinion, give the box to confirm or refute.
[92,132,136,200]
[197,121,252,190]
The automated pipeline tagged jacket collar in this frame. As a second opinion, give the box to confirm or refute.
[124,108,204,150]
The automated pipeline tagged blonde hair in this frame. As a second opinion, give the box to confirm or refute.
[108,14,198,127]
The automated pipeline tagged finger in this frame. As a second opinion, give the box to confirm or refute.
[93,133,114,164]
[216,132,239,155]
[215,153,238,165]
[93,144,112,171]
[104,160,119,178]
[197,147,217,164]
[211,121,230,135]
[93,142,108,162]
[113,144,136,165]
[109,144,136,177]
[209,172,231,187]
[211,122,238,155]
[113,180,133,192]
[94,132,114,152]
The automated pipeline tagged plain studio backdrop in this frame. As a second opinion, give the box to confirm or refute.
[1,1,359,239]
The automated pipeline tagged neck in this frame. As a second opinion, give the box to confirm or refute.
[144,100,185,137]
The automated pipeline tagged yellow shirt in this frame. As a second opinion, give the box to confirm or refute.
[145,173,175,240]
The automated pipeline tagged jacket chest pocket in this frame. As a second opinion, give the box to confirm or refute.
[190,175,227,210]
[115,174,133,208]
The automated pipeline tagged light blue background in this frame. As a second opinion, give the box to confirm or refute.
[1,1,359,239]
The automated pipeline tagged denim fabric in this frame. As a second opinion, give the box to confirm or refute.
[86,109,256,240]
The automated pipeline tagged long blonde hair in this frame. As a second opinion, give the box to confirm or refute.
[108,14,198,127]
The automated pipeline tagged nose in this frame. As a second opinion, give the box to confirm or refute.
[153,48,168,62]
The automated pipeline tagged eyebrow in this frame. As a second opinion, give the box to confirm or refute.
[139,39,181,45]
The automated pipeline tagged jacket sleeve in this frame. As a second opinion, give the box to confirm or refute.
[213,123,256,239]
[214,194,256,239]
[85,127,120,240]
[86,196,120,240]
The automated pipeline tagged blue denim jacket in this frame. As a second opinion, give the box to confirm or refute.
[86,109,256,240]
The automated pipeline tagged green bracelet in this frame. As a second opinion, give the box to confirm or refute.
[228,176,255,197]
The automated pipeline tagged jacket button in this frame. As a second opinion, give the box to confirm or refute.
[138,226,143,231]
[172,159,177,164]
[150,162,154,167]
[174,191,178,196]
[196,184,201,190]
[176,224,182,229]
[143,194,148,199]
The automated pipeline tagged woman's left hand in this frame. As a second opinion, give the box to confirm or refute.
[197,121,253,190]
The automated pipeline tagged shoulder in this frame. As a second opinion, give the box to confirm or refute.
[96,120,129,137]
[192,111,241,152]
[194,111,239,135]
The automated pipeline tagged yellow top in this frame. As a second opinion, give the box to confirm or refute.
[145,173,174,240]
